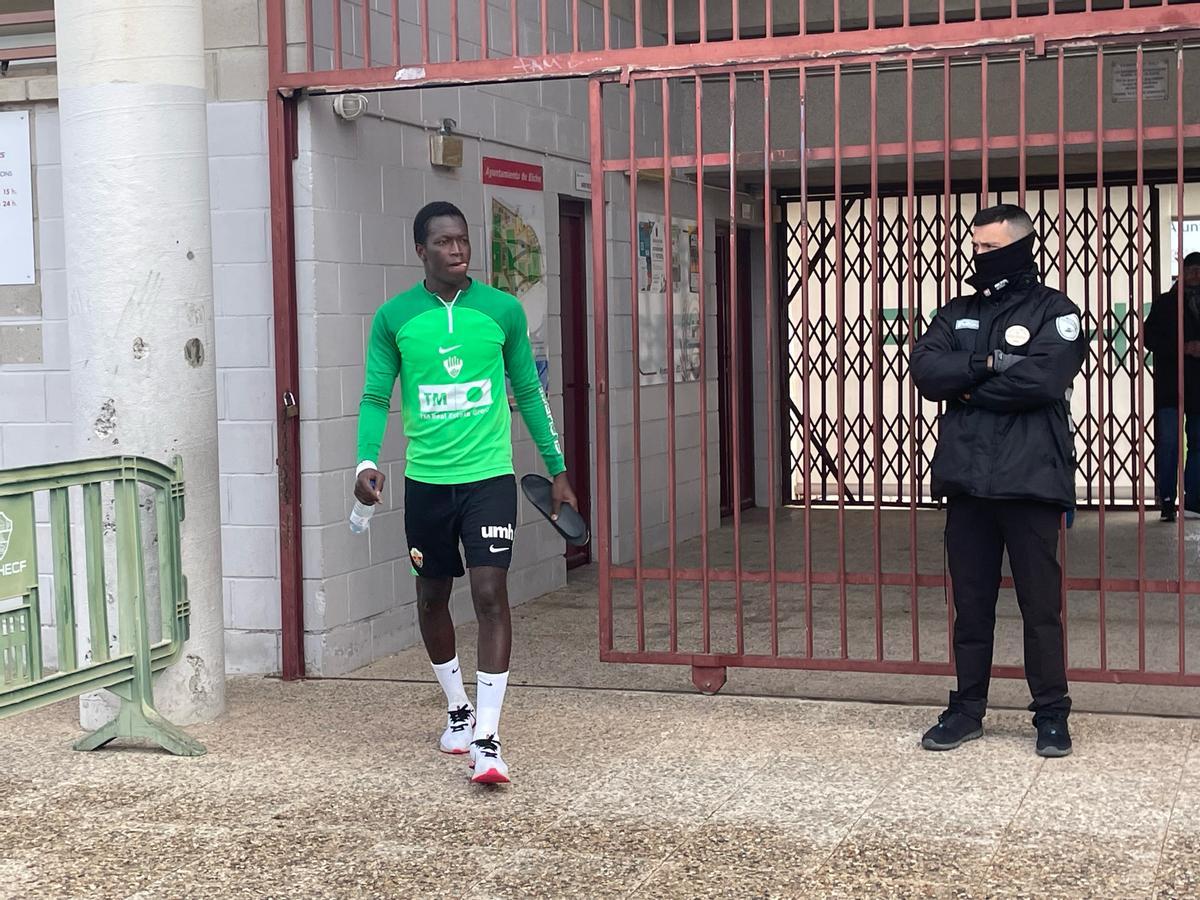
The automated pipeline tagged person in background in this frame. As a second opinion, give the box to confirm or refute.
[1144,251,1200,522]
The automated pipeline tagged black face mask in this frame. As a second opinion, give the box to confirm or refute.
[967,232,1037,295]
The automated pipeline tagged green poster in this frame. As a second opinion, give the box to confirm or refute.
[0,493,36,602]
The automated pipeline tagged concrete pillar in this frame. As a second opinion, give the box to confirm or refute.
[56,0,226,725]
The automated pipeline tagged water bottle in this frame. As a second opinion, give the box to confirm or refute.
[349,501,375,534]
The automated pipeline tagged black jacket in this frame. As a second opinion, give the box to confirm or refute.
[911,272,1087,509]
[1143,284,1200,414]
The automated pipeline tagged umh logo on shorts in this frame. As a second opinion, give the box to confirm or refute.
[419,380,492,416]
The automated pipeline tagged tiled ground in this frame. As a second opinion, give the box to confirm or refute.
[4,585,1200,899]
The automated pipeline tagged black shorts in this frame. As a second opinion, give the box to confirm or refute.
[404,475,517,578]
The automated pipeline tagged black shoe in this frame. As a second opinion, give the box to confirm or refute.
[1034,714,1072,757]
[1161,506,1177,523]
[921,711,983,751]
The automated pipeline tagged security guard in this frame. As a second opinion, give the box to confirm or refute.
[911,204,1087,758]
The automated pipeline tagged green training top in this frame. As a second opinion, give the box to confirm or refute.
[356,278,566,485]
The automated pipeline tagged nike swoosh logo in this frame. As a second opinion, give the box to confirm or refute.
[451,668,459,675]
[439,345,462,354]
[479,679,493,687]
[489,545,510,554]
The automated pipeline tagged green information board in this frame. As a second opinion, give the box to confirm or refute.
[0,494,36,602]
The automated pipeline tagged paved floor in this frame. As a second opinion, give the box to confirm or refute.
[5,575,1200,899]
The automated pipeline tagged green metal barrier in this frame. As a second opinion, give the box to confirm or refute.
[0,455,204,756]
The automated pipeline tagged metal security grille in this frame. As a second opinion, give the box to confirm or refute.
[781,176,1171,509]
[267,0,1200,686]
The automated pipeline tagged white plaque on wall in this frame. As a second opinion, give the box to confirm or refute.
[1111,59,1169,103]
[0,111,35,285]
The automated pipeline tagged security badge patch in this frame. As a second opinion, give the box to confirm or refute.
[1056,313,1081,341]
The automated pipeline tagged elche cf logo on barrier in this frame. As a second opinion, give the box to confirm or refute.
[0,511,12,562]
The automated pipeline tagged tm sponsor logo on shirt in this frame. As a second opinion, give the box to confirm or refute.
[418,380,494,419]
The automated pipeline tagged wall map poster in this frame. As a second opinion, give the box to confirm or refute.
[637,215,701,385]
[483,156,549,393]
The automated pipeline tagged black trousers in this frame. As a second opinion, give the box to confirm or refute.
[945,496,1071,721]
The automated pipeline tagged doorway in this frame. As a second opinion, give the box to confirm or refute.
[558,197,592,569]
[716,223,756,517]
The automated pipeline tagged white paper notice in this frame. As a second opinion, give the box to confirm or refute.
[0,111,35,285]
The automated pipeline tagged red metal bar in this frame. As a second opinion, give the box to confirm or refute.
[511,0,519,58]
[449,0,458,63]
[766,0,773,37]
[729,72,746,655]
[635,0,643,48]
[0,45,55,62]
[609,566,1200,595]
[364,0,375,66]
[763,69,780,657]
[277,10,1200,93]
[307,0,316,72]
[695,75,711,656]
[906,58,920,663]
[541,0,549,55]
[392,0,401,66]
[732,0,739,40]
[333,0,344,69]
[1176,41,1187,674]
[700,0,707,42]
[834,63,849,659]
[1057,48,1070,668]
[943,56,954,664]
[981,56,989,201]
[628,82,646,651]
[266,0,304,680]
[1135,47,1147,672]
[421,0,430,64]
[800,0,807,36]
[597,647,1200,687]
[603,0,611,50]
[588,79,615,655]
[799,67,816,659]
[572,0,579,53]
[1095,48,1108,672]
[1018,52,1026,207]
[870,61,884,663]
[0,11,54,27]
[482,0,490,58]
[661,80,679,653]
[597,119,1200,178]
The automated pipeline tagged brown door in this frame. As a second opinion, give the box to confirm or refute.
[716,224,756,517]
[558,198,592,568]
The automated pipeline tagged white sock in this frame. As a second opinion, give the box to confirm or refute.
[431,656,470,710]
[473,670,509,741]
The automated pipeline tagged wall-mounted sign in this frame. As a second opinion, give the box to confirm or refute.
[574,170,591,194]
[1112,59,1169,103]
[483,156,544,191]
[0,111,35,286]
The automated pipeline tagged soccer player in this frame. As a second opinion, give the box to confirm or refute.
[354,201,577,784]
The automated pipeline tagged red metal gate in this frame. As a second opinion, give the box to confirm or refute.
[266,0,1200,685]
